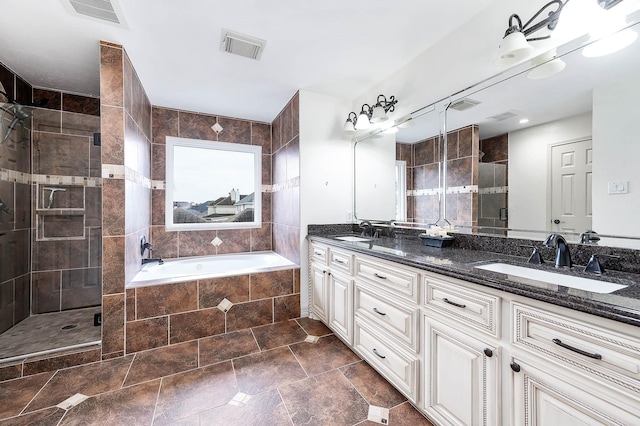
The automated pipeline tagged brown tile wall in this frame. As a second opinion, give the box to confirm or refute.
[149,106,273,259]
[125,268,300,353]
[397,124,479,227]
[99,41,301,362]
[30,87,102,315]
[271,92,300,264]
[478,133,509,233]
[0,61,32,333]
[99,41,152,358]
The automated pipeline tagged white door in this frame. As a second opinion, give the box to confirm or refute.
[550,139,592,234]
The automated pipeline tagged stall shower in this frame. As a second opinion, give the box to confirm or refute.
[0,64,102,362]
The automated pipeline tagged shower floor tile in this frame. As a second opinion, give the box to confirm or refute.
[0,307,101,361]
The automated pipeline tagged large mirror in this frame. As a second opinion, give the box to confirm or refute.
[354,10,640,249]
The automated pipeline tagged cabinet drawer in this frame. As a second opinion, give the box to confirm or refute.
[512,302,640,393]
[354,318,419,401]
[355,256,419,302]
[424,273,500,339]
[329,249,353,275]
[355,284,418,350]
[310,243,328,264]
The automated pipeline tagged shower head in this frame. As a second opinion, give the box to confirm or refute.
[0,90,48,144]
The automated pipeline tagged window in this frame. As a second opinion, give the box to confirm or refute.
[165,136,262,231]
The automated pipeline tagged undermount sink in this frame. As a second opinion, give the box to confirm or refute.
[475,263,627,294]
[335,235,371,242]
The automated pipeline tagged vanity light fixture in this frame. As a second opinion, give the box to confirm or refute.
[496,0,567,66]
[582,28,638,56]
[343,94,398,133]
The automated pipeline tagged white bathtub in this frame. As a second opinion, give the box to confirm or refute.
[128,251,297,288]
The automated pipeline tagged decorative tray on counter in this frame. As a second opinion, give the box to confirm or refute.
[419,233,455,248]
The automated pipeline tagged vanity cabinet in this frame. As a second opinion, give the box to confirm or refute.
[309,243,354,344]
[510,302,640,424]
[422,273,502,426]
[423,318,500,426]
[307,238,640,426]
[510,354,640,425]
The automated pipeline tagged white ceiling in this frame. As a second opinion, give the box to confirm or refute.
[0,0,497,123]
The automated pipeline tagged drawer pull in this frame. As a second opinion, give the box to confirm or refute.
[484,348,493,358]
[334,259,346,264]
[552,338,602,360]
[373,307,387,316]
[314,251,323,256]
[374,273,387,280]
[372,348,386,359]
[443,298,466,309]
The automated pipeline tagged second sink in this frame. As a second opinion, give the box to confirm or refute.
[475,263,627,294]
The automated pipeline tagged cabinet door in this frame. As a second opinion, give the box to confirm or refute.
[328,271,353,344]
[511,355,640,425]
[423,318,500,426]
[310,263,329,322]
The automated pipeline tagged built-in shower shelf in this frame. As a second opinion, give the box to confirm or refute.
[36,208,85,215]
[36,212,86,241]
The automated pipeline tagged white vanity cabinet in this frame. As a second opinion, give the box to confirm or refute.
[422,273,502,426]
[509,302,640,425]
[309,242,354,344]
[352,254,421,401]
[307,239,640,426]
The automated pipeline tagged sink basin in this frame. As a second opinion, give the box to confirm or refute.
[335,235,371,242]
[475,263,627,294]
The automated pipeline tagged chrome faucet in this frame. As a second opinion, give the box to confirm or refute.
[142,257,164,265]
[579,230,600,245]
[543,233,572,268]
[359,220,374,237]
[140,236,163,265]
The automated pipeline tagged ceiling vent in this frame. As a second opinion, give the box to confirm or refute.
[449,98,481,111]
[220,29,266,61]
[487,110,521,121]
[61,0,127,26]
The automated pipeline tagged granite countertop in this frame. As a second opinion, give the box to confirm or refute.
[307,231,640,327]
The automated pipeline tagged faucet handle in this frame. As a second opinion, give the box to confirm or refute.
[584,254,620,274]
[520,245,544,264]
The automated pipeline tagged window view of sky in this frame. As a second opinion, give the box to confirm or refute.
[173,145,255,203]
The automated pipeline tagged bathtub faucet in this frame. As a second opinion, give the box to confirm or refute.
[142,257,164,265]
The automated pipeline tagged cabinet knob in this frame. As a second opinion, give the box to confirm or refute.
[510,361,521,373]
[483,348,493,358]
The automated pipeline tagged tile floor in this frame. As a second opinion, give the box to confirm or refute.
[0,308,101,361]
[0,318,434,426]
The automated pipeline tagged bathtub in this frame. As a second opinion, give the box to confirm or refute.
[128,251,297,288]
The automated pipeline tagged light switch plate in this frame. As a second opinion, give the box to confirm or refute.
[608,181,628,194]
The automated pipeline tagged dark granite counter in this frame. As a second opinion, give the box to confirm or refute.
[307,229,640,328]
